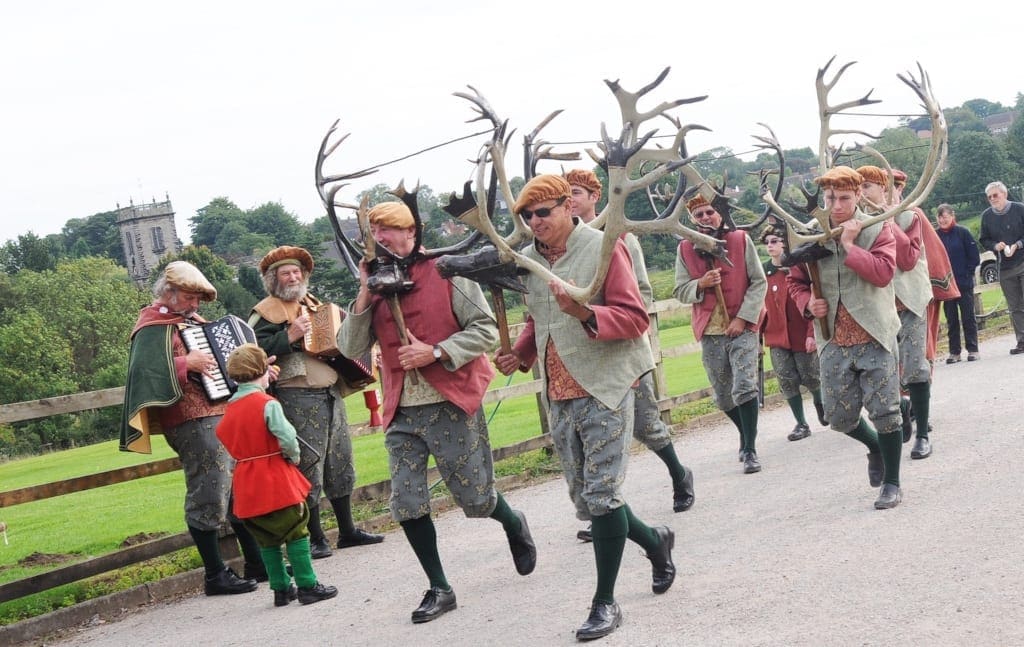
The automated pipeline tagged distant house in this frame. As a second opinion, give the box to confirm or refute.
[984,110,1018,136]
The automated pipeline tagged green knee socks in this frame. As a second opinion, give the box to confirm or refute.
[400,514,450,591]
[907,382,930,438]
[786,394,808,426]
[589,508,628,604]
[845,416,881,453]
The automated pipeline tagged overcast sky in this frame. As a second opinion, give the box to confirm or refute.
[1,1,1017,245]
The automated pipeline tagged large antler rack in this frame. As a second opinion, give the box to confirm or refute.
[762,58,948,247]
[449,69,727,304]
[523,110,580,181]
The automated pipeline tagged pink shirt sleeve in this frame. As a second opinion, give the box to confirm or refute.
[588,242,650,340]
[512,316,538,371]
[787,263,813,317]
[844,222,897,287]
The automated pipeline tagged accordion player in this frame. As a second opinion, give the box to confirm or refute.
[179,314,258,401]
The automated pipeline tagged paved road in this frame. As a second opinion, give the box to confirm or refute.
[44,333,1024,647]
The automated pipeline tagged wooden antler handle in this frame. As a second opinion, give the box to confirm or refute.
[386,295,419,385]
[489,286,512,355]
[806,261,831,340]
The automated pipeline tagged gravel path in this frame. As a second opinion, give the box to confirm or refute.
[42,333,1024,647]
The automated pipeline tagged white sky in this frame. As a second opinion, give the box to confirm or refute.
[1,1,1018,245]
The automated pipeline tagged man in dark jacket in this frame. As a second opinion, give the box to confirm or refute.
[979,181,1024,355]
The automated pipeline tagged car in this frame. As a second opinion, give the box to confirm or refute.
[978,250,999,285]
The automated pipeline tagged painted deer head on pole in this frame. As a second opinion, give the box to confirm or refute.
[445,68,727,305]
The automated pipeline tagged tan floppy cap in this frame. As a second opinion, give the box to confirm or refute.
[164,261,217,301]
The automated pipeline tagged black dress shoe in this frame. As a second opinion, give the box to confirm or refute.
[672,467,695,512]
[910,436,932,459]
[814,400,828,427]
[787,423,811,441]
[742,451,762,474]
[274,584,298,607]
[1010,344,1024,355]
[336,528,385,549]
[310,536,333,559]
[900,396,913,443]
[411,587,457,623]
[297,582,339,605]
[874,483,903,509]
[866,452,884,488]
[507,510,537,576]
[243,561,268,583]
[577,526,593,543]
[204,567,258,596]
[647,525,676,594]
[575,600,622,641]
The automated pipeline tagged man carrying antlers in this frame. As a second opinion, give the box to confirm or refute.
[787,166,904,510]
[338,201,536,625]
[566,168,695,528]
[673,193,767,474]
[495,174,676,642]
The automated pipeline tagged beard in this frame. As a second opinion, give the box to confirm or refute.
[168,297,198,319]
[274,281,308,302]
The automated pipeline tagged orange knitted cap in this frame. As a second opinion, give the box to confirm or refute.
[685,193,711,212]
[891,169,908,188]
[367,201,415,229]
[259,246,314,275]
[815,166,864,192]
[564,169,602,197]
[855,165,888,189]
[512,174,572,214]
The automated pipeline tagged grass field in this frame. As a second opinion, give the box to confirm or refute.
[0,284,1009,623]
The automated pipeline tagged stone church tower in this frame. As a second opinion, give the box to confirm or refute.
[116,195,183,285]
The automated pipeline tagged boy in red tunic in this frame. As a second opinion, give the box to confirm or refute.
[216,344,338,607]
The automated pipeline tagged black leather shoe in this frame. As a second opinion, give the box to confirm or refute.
[866,452,884,488]
[742,451,762,474]
[204,567,258,596]
[911,436,932,459]
[1010,344,1024,355]
[814,400,828,427]
[411,587,457,624]
[900,396,913,443]
[647,525,676,594]
[297,582,338,605]
[336,528,385,549]
[577,526,593,543]
[243,561,268,583]
[310,536,333,559]
[507,510,537,576]
[874,483,903,509]
[787,423,811,441]
[672,467,695,512]
[274,584,298,607]
[575,601,622,641]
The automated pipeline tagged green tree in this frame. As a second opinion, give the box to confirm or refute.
[189,198,246,253]
[0,232,62,273]
[61,211,124,263]
[931,131,1017,213]
[963,99,1006,119]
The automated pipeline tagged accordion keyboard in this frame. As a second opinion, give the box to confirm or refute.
[179,315,257,401]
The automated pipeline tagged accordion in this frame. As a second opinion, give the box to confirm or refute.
[179,315,257,401]
[301,303,375,390]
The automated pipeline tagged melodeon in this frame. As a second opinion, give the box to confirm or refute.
[302,303,375,390]
[179,314,257,401]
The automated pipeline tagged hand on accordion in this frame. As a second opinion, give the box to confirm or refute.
[185,349,218,378]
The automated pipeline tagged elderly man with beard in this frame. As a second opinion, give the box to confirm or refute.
[250,246,384,559]
[673,193,767,474]
[121,261,266,596]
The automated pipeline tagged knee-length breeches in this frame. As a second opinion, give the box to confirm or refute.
[549,391,634,521]
[276,387,355,505]
[632,371,671,452]
[163,415,235,531]
[385,402,497,523]
[819,341,901,435]
[897,309,930,385]
[769,347,821,399]
[700,330,759,411]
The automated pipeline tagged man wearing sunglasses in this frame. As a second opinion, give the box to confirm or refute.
[565,169,695,529]
[673,193,767,475]
[979,181,1024,355]
[495,174,676,641]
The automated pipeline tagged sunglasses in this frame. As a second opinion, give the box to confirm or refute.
[692,209,716,219]
[521,197,567,221]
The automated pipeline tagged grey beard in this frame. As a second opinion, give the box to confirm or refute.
[275,283,308,302]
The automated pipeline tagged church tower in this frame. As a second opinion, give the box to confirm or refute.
[116,194,182,285]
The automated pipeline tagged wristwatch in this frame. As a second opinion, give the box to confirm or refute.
[432,345,443,362]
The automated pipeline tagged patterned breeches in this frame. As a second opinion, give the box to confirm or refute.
[549,392,634,521]
[162,416,236,531]
[632,371,671,452]
[385,402,497,523]
[819,341,901,435]
[700,331,759,411]
[769,347,821,399]
[897,309,931,385]
[275,387,355,505]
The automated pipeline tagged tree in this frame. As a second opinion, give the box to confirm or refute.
[963,99,1007,119]
[61,211,124,263]
[244,202,304,248]
[0,232,62,273]
[189,197,246,253]
[931,131,1017,213]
